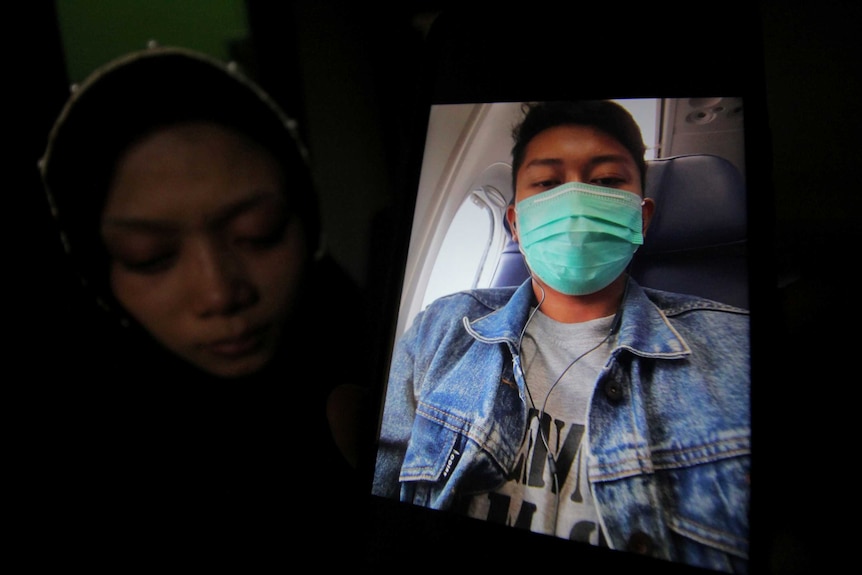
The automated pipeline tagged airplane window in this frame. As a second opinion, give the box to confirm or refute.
[620,98,659,160]
[422,184,507,309]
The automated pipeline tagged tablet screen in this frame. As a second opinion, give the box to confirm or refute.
[361,8,769,573]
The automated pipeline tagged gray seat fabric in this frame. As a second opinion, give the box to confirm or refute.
[630,154,748,308]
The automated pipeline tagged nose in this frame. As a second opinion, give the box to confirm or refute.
[188,239,257,316]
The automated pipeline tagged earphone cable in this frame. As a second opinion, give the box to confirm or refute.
[518,279,629,535]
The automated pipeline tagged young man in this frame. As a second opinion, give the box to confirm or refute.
[373,100,750,573]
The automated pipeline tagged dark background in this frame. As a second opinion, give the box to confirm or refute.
[18,1,861,572]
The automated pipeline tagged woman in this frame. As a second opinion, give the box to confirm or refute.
[39,45,371,561]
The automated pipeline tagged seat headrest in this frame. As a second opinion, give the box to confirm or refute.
[641,154,746,254]
[631,153,748,308]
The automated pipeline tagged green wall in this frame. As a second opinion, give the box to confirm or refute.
[56,0,249,83]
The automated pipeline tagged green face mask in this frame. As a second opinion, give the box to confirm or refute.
[515,182,644,295]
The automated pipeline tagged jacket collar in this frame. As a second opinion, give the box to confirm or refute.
[465,277,691,359]
[463,280,536,346]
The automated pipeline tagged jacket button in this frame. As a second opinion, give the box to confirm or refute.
[625,531,655,555]
[603,379,624,402]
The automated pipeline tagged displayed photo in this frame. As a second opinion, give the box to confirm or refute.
[372,98,750,574]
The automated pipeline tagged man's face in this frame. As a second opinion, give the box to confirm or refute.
[101,121,307,378]
[507,124,653,241]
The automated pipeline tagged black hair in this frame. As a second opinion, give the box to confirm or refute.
[510,100,647,197]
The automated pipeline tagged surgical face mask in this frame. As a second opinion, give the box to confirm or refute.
[515,181,644,295]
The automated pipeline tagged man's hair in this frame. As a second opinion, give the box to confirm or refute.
[510,100,647,195]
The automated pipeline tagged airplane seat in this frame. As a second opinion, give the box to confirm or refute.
[491,153,748,309]
[631,153,748,308]
[492,221,530,288]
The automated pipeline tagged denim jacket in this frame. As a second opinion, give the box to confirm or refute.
[373,277,750,573]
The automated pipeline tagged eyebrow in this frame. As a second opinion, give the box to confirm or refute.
[101,190,285,233]
[523,153,635,171]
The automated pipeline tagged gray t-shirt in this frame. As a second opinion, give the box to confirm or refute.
[467,309,614,546]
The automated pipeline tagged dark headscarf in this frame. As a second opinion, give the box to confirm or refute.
[40,45,322,321]
[37,47,369,558]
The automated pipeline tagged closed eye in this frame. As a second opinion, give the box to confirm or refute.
[118,253,176,274]
[592,177,627,188]
[533,179,561,190]
[233,215,289,250]
[235,229,286,249]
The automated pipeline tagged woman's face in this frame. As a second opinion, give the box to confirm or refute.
[101,121,307,378]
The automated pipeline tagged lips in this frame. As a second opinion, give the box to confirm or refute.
[205,325,268,358]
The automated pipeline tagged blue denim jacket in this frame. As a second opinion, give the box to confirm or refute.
[373,277,750,573]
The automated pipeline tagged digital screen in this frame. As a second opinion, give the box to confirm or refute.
[360,8,769,574]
